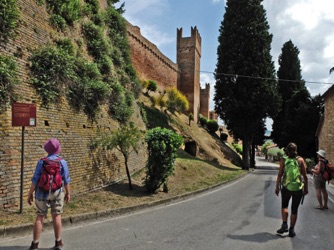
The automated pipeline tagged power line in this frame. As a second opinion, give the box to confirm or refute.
[199,70,334,85]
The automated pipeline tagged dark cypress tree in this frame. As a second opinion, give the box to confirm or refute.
[271,40,323,158]
[214,0,279,169]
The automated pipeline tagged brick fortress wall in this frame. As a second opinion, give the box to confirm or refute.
[317,87,334,167]
[127,23,179,90]
[0,0,211,210]
[0,0,147,210]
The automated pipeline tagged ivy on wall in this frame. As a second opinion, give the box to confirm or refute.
[29,40,110,119]
[0,55,19,111]
[0,0,20,43]
[27,1,141,124]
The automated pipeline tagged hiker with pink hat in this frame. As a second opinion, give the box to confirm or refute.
[27,138,71,250]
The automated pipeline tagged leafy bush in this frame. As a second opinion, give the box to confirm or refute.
[199,114,208,128]
[30,43,109,118]
[267,147,284,162]
[261,140,274,156]
[166,87,189,114]
[30,45,76,106]
[146,80,157,94]
[83,0,99,15]
[0,55,19,110]
[206,120,219,134]
[0,0,20,43]
[49,14,67,31]
[145,127,183,193]
[232,142,243,155]
[55,38,76,55]
[108,83,134,124]
[46,0,81,25]
[82,21,110,59]
[220,133,228,142]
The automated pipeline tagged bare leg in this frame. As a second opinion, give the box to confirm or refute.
[322,188,328,208]
[281,207,288,222]
[315,188,323,207]
[52,214,62,241]
[33,215,45,242]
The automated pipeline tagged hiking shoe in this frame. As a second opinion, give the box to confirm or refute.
[277,223,288,234]
[29,241,39,250]
[53,239,63,250]
[289,228,296,237]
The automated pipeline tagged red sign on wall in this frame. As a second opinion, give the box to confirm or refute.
[12,103,37,127]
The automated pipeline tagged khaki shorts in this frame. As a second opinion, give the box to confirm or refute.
[35,190,65,216]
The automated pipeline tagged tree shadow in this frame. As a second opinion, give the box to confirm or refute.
[104,181,152,198]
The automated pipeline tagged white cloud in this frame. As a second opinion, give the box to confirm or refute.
[117,0,174,49]
[121,0,168,17]
[263,0,334,96]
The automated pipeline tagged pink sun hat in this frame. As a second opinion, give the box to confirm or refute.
[44,138,61,155]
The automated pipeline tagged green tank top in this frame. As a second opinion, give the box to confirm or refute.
[282,156,304,191]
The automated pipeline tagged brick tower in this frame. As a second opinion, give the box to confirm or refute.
[200,83,210,119]
[177,26,202,122]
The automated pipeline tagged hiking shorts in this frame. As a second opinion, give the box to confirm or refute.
[35,191,65,216]
[314,175,326,189]
[281,187,303,215]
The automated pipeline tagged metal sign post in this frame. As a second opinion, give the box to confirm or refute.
[12,103,36,213]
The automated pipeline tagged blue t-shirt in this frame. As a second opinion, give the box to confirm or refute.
[31,154,70,200]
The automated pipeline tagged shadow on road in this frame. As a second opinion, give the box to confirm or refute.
[228,232,280,243]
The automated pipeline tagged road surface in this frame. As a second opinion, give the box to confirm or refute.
[1,157,334,249]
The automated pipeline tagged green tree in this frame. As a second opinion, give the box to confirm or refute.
[95,124,143,190]
[206,120,219,134]
[166,87,189,114]
[271,40,322,157]
[145,127,183,193]
[214,0,279,169]
[261,140,274,160]
[146,80,157,94]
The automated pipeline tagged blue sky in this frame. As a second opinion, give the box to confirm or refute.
[116,0,334,129]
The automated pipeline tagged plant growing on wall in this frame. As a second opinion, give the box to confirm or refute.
[0,55,19,111]
[104,5,140,97]
[30,39,111,118]
[0,0,20,43]
[46,0,81,25]
[30,45,76,106]
[68,58,110,119]
[108,83,134,124]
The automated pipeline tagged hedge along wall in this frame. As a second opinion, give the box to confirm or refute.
[0,0,147,210]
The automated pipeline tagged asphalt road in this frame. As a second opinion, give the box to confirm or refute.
[1,157,334,250]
